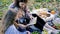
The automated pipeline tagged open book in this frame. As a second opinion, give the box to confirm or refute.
[27,17,37,26]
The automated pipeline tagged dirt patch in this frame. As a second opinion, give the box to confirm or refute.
[0,20,4,34]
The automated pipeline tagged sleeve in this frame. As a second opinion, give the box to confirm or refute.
[8,3,15,9]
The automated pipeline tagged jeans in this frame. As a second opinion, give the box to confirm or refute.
[27,25,42,34]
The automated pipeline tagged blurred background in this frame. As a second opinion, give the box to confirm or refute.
[0,0,60,19]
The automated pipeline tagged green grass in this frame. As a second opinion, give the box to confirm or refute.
[55,24,60,30]
[32,31,40,34]
[0,11,3,17]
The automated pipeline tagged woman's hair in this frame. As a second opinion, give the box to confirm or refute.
[18,0,28,3]
[15,0,28,8]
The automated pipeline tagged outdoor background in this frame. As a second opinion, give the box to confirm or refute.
[0,0,60,34]
[0,0,60,19]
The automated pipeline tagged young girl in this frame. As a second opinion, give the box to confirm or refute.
[14,9,31,34]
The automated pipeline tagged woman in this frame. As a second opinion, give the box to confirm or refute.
[3,0,31,34]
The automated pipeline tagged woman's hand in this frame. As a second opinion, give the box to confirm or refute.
[18,24,27,28]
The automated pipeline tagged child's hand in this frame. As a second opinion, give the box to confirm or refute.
[18,24,27,28]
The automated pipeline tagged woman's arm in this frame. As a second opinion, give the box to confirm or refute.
[14,21,27,28]
[14,13,27,28]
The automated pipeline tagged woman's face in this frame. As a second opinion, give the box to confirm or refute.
[19,2,26,9]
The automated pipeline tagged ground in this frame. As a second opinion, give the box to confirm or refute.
[0,20,3,34]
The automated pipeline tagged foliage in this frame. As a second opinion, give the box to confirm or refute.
[0,0,12,10]
[32,31,40,34]
[0,0,60,13]
[57,32,60,34]
[0,0,12,18]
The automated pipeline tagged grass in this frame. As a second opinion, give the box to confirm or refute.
[32,31,40,34]
[0,11,3,20]
[55,24,60,30]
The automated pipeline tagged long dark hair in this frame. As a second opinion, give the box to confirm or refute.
[15,0,28,8]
